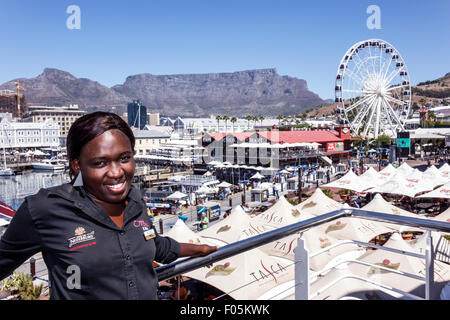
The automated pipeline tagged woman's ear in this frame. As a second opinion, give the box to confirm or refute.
[71,159,84,187]
[70,159,81,176]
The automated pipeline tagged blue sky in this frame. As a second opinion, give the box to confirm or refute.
[0,0,449,99]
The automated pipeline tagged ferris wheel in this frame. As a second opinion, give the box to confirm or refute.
[335,39,411,139]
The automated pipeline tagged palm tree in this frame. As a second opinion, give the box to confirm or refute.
[222,115,229,133]
[259,115,264,127]
[230,117,237,132]
[215,115,222,132]
[252,116,258,129]
[245,115,252,130]
[276,114,283,126]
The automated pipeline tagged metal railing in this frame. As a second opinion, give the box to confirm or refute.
[155,208,450,300]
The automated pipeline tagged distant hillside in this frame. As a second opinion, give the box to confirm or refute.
[301,72,450,119]
[412,72,450,102]
[0,68,325,117]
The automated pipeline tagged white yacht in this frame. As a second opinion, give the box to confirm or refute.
[0,168,14,176]
[32,159,65,172]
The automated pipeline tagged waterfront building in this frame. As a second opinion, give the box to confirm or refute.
[133,129,171,156]
[24,105,86,135]
[0,113,60,149]
[201,126,352,167]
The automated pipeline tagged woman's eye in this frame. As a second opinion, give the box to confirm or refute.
[93,161,107,167]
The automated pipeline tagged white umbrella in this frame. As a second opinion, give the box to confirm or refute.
[250,172,264,180]
[33,150,46,156]
[309,204,392,243]
[361,193,424,233]
[198,206,265,245]
[429,207,450,223]
[217,181,232,188]
[322,169,369,193]
[422,166,449,188]
[196,186,212,194]
[359,167,385,189]
[295,188,342,217]
[166,191,188,200]
[369,173,434,198]
[410,231,450,265]
[416,181,450,199]
[164,219,206,245]
[253,196,310,230]
[183,248,294,300]
[439,163,450,172]
[346,232,450,299]
[396,162,414,177]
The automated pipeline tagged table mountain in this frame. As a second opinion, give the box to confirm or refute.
[0,68,325,116]
[0,68,130,108]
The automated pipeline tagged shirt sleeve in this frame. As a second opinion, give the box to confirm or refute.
[153,233,180,264]
[0,200,43,281]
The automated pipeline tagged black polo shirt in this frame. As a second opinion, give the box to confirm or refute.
[0,183,180,300]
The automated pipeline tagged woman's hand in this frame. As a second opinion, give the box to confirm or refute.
[179,243,219,258]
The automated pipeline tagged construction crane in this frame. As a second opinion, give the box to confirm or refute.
[15,80,26,118]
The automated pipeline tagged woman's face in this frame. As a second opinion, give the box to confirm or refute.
[73,129,135,204]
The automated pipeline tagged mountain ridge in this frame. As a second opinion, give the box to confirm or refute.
[0,68,325,117]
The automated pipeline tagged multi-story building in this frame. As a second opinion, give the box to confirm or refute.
[0,90,27,118]
[201,126,352,168]
[160,116,280,134]
[24,105,86,135]
[147,113,160,126]
[133,129,171,156]
[0,113,60,149]
[127,100,147,130]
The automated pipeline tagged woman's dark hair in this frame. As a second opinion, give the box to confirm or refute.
[67,111,135,178]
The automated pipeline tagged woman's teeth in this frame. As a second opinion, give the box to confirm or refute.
[108,183,124,190]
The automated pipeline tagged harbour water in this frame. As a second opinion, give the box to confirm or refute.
[0,171,70,211]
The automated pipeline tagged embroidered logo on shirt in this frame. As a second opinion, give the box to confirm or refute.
[68,226,96,250]
[133,220,149,231]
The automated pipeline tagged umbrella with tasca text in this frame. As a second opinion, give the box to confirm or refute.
[361,193,425,233]
[252,196,303,230]
[198,205,270,245]
[183,247,295,300]
[295,188,343,217]
[345,232,450,299]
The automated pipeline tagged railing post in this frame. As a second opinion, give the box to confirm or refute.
[159,218,164,234]
[29,257,36,278]
[294,238,309,300]
[425,231,434,300]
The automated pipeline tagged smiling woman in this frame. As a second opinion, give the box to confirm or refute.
[0,111,218,300]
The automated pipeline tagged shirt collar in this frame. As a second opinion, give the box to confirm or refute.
[48,183,145,230]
